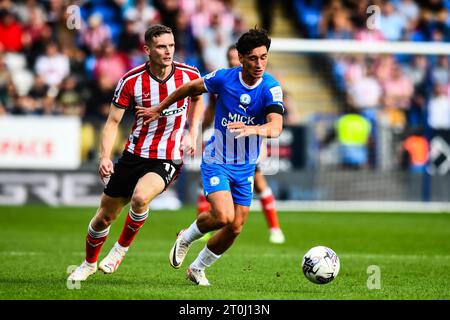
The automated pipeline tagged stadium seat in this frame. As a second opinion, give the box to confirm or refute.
[91,6,116,24]
[84,55,97,79]
[294,0,323,38]
[107,23,123,43]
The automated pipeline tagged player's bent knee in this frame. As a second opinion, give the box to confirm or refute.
[213,214,234,227]
[225,223,243,237]
[131,193,150,211]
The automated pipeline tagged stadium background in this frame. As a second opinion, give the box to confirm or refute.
[0,0,450,301]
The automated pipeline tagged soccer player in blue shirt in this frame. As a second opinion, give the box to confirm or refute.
[136,28,284,286]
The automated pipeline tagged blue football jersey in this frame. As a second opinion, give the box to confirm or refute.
[202,67,284,165]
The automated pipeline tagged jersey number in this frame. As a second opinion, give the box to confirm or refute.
[248,176,254,193]
[163,163,176,180]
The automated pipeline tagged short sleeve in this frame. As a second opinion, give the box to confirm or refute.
[112,77,134,109]
[264,85,284,115]
[203,68,226,95]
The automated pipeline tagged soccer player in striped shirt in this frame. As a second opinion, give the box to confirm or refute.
[68,25,203,282]
[138,28,284,286]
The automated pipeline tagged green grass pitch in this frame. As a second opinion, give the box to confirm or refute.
[0,205,449,300]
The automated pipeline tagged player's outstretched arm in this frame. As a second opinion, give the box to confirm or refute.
[228,113,283,139]
[98,104,125,179]
[136,78,207,125]
[182,94,204,156]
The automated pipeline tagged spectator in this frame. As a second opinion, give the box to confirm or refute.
[319,0,345,38]
[28,74,49,111]
[94,42,129,84]
[354,26,385,42]
[344,55,365,83]
[403,55,429,88]
[0,9,24,52]
[85,74,115,121]
[34,41,70,89]
[432,55,450,85]
[347,62,382,121]
[379,2,407,41]
[383,63,414,111]
[396,0,420,24]
[21,6,52,67]
[118,18,141,54]
[199,12,233,72]
[14,0,46,25]
[428,83,450,139]
[10,94,39,115]
[336,109,372,169]
[323,107,372,169]
[403,55,430,127]
[154,0,179,31]
[172,11,201,69]
[57,75,85,117]
[123,0,160,38]
[189,0,209,40]
[80,13,112,55]
[327,9,353,40]
[0,53,12,107]
[399,127,429,173]
[349,0,371,29]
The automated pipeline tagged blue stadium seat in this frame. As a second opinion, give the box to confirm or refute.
[91,6,116,23]
[108,23,123,44]
[84,55,97,79]
[294,0,323,38]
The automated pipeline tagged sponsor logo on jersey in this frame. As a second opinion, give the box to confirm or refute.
[210,176,220,186]
[160,104,187,117]
[204,69,218,79]
[238,104,248,113]
[240,94,251,105]
[221,112,255,127]
[269,86,283,102]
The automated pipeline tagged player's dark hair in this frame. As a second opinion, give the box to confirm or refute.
[145,25,172,45]
[235,28,271,55]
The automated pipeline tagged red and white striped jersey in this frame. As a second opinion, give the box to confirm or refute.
[112,61,200,160]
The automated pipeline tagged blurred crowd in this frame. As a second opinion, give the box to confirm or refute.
[0,0,244,122]
[1,0,449,171]
[300,0,450,129]
[0,0,246,162]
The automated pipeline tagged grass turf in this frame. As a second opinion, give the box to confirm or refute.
[0,205,449,300]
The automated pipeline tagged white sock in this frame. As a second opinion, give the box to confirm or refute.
[190,246,221,270]
[260,187,272,198]
[182,220,204,243]
[83,260,97,267]
[114,241,129,252]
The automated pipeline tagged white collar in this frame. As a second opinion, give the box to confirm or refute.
[239,71,263,89]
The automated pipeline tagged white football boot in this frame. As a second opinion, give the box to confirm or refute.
[67,261,97,281]
[98,243,127,274]
[169,229,192,269]
[186,267,210,286]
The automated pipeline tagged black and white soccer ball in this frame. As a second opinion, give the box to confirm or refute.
[301,246,340,284]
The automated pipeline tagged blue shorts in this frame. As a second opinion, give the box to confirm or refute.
[201,162,256,206]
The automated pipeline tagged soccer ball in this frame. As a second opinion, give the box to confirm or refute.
[301,246,340,284]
